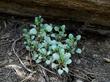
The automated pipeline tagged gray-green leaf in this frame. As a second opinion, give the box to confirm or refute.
[26,46,30,51]
[76,48,82,54]
[35,59,41,63]
[58,69,63,75]
[61,25,65,32]
[51,44,57,51]
[63,67,69,73]
[65,53,71,59]
[69,34,74,39]
[45,60,51,65]
[32,52,38,60]
[52,53,59,60]
[66,59,72,64]
[54,26,59,31]
[51,63,58,69]
[76,35,81,41]
[44,24,53,32]
[29,28,37,35]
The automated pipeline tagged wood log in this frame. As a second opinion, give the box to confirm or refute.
[0,0,110,26]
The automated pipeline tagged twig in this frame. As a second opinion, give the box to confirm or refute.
[38,64,56,75]
[41,68,49,82]
[69,67,94,81]
[12,36,34,73]
[69,70,87,80]
[0,40,14,46]
[73,67,94,75]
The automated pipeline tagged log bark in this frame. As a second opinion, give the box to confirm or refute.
[0,0,110,26]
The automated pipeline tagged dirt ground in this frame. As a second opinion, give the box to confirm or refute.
[0,16,110,82]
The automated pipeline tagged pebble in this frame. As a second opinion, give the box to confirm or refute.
[76,79,83,82]
[7,51,12,56]
[76,59,81,64]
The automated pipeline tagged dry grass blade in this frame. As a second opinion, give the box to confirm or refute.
[12,36,34,73]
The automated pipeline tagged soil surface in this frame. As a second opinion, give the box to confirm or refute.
[0,16,110,82]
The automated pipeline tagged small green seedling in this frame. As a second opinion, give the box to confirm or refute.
[23,16,82,75]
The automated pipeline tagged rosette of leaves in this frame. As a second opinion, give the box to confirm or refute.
[23,16,82,75]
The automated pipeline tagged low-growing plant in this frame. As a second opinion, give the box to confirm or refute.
[23,16,81,75]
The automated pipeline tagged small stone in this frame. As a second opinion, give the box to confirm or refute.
[76,79,83,82]
[8,52,12,56]
[76,59,81,64]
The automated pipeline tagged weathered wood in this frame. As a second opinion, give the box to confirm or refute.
[0,0,110,26]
